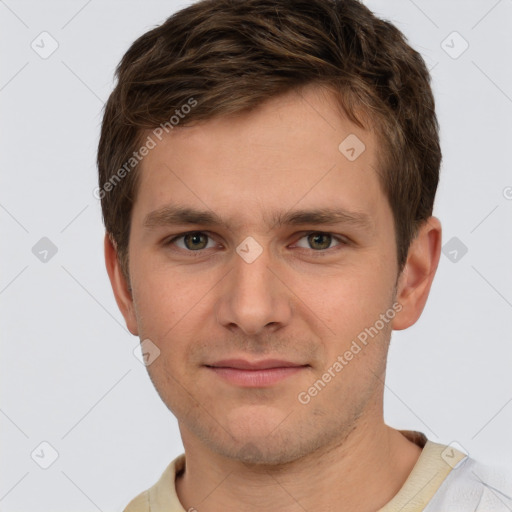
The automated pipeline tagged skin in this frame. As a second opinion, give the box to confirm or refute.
[105,84,442,511]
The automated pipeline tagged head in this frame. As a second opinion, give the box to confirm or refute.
[99,0,442,464]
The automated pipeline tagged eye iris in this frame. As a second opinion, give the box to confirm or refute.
[308,233,331,250]
[184,232,208,250]
[180,233,334,251]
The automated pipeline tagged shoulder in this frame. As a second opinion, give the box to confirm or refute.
[123,490,150,512]
[425,456,512,511]
[121,454,186,512]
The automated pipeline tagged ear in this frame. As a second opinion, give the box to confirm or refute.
[104,233,139,336]
[392,216,442,331]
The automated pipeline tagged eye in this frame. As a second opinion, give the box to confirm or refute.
[293,232,346,252]
[163,230,348,256]
[166,231,217,251]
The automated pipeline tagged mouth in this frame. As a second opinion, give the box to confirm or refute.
[205,359,310,387]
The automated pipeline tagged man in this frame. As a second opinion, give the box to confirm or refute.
[97,0,511,510]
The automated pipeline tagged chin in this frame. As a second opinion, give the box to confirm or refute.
[205,409,319,466]
[219,436,307,466]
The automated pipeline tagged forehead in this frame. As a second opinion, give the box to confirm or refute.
[132,85,386,233]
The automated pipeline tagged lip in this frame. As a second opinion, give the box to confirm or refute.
[208,359,305,370]
[205,359,309,387]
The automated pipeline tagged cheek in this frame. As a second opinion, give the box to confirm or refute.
[292,264,394,333]
[131,264,195,328]
[131,267,217,372]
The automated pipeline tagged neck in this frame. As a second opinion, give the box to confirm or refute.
[175,421,422,511]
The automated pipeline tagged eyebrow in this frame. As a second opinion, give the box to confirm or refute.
[143,204,373,232]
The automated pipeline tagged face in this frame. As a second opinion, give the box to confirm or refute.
[107,85,436,465]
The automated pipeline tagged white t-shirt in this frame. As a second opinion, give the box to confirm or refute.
[123,430,512,511]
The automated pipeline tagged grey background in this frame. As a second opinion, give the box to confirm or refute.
[1,0,511,510]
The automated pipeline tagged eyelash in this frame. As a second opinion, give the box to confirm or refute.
[163,231,349,258]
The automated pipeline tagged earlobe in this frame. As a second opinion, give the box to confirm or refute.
[392,217,442,331]
[104,233,139,336]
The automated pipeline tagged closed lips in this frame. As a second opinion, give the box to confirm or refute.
[206,359,308,370]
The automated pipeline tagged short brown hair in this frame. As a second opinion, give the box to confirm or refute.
[97,0,441,283]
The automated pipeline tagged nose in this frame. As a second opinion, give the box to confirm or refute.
[214,240,292,337]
